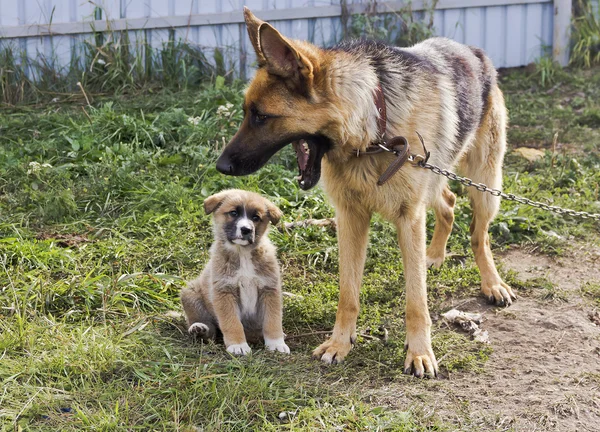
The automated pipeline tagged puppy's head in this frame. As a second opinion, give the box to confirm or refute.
[204,189,282,247]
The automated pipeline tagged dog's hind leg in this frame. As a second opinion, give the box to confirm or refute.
[426,186,456,268]
[460,87,516,306]
[181,286,217,340]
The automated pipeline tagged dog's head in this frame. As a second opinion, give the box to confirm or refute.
[204,189,282,247]
[216,8,336,191]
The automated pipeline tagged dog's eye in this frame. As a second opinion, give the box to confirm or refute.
[229,210,238,217]
[251,215,261,222]
[255,113,268,124]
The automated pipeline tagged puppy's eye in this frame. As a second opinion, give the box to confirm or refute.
[229,210,238,217]
[251,215,261,222]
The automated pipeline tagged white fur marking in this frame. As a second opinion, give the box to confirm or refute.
[238,250,258,317]
[188,322,209,334]
[235,215,253,238]
[227,342,251,355]
[265,337,290,354]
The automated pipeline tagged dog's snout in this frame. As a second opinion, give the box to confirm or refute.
[216,156,233,175]
[240,226,252,236]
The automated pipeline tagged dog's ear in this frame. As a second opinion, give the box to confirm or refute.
[265,200,283,225]
[204,191,228,215]
[243,7,266,64]
[258,22,314,84]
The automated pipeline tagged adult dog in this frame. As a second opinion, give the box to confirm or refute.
[215,7,515,377]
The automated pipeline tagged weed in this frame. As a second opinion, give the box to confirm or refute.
[571,0,600,67]
[533,56,563,87]
[0,31,217,106]
[341,0,438,47]
[581,281,600,305]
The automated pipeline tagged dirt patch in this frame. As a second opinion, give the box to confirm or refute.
[370,245,600,431]
[36,232,91,248]
[499,244,600,293]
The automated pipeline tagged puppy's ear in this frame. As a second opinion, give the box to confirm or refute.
[265,200,283,225]
[204,191,228,215]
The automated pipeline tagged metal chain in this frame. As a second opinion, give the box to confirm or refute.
[415,161,600,221]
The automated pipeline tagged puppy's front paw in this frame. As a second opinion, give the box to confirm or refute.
[226,342,251,356]
[188,322,209,336]
[265,337,290,354]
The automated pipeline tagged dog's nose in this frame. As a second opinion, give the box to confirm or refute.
[216,154,233,174]
[240,227,252,236]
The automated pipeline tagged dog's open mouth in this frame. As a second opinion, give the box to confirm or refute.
[292,139,327,191]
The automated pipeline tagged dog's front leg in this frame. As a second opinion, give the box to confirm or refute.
[262,286,290,354]
[396,207,438,377]
[213,289,251,355]
[313,205,371,364]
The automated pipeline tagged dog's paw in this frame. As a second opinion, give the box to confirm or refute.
[226,342,251,356]
[312,336,353,364]
[482,281,516,307]
[265,337,290,354]
[426,253,445,269]
[404,342,438,378]
[188,322,210,336]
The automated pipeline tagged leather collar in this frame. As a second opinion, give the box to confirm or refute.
[357,83,412,186]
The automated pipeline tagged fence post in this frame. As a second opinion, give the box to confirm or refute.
[553,0,572,66]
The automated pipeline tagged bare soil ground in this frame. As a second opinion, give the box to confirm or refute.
[370,244,600,431]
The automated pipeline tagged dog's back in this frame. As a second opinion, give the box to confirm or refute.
[332,37,499,169]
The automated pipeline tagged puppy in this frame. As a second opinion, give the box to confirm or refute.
[181,189,289,355]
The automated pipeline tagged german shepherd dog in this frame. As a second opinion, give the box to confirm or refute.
[216,8,516,377]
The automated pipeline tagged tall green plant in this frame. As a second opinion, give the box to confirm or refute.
[571,0,600,67]
[0,29,218,105]
[341,0,438,47]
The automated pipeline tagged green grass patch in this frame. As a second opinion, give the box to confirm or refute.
[1,65,599,430]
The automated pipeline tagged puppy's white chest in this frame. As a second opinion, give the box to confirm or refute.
[236,253,259,316]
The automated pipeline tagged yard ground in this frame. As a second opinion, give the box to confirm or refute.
[1,65,599,431]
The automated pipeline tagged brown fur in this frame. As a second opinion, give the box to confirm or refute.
[180,189,289,355]
[216,8,516,376]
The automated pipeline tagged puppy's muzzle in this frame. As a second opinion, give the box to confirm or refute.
[240,226,254,244]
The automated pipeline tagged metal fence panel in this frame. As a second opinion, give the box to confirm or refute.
[0,0,558,77]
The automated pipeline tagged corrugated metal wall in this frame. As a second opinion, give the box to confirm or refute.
[0,0,555,77]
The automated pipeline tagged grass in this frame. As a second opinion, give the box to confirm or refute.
[1,60,599,430]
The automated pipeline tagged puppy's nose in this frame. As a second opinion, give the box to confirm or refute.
[240,227,252,236]
[216,153,233,174]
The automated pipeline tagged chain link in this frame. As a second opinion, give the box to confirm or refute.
[416,161,600,221]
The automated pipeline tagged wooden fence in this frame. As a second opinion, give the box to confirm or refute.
[0,0,575,78]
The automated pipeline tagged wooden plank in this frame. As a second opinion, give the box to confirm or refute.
[0,0,20,26]
[443,8,464,42]
[0,0,553,39]
[433,9,445,36]
[541,1,553,53]
[524,2,543,63]
[464,6,484,47]
[504,4,525,67]
[484,6,506,67]
[552,0,570,66]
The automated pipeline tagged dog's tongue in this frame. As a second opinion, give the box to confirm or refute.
[293,139,309,171]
